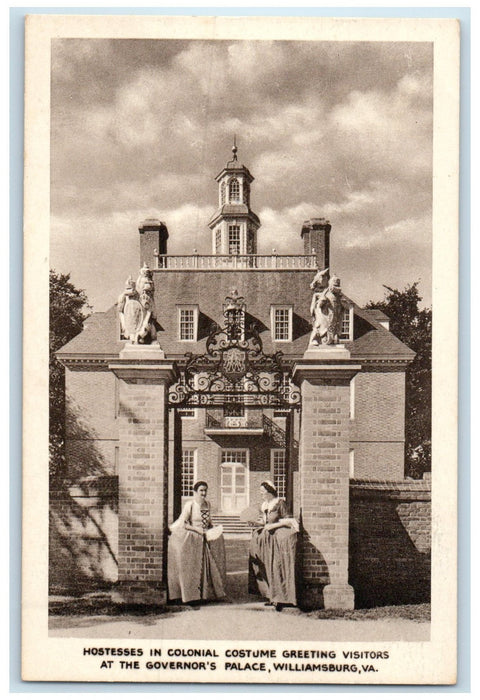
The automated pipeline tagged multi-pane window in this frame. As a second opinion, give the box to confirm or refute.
[229,178,240,202]
[272,306,292,341]
[339,308,352,341]
[221,449,247,464]
[228,225,241,254]
[243,181,249,204]
[181,449,196,496]
[271,449,286,498]
[220,182,226,205]
[179,307,197,341]
[215,228,222,253]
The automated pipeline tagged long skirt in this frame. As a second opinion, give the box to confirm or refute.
[249,526,298,606]
[168,529,226,603]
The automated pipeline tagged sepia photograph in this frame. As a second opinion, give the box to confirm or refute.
[22,14,459,685]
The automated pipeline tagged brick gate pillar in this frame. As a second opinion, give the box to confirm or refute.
[110,346,176,605]
[293,355,360,610]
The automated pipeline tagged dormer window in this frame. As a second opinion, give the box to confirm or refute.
[229,178,240,202]
[339,306,354,341]
[178,305,199,341]
[271,305,293,342]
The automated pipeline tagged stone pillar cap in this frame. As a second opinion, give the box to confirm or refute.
[293,360,361,385]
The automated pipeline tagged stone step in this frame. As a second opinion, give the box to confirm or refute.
[211,515,254,534]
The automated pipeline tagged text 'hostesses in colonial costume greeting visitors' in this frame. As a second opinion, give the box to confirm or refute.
[248,481,299,611]
[168,481,227,604]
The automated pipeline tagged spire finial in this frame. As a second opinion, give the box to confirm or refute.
[232,134,238,161]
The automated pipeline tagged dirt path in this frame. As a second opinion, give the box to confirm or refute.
[50,582,430,643]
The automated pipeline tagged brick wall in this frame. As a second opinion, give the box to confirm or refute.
[350,371,406,480]
[49,477,118,593]
[349,477,431,607]
[65,370,118,480]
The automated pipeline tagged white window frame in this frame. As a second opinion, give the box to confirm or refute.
[221,448,249,467]
[178,305,199,342]
[228,224,241,255]
[339,305,354,342]
[271,305,293,342]
[181,448,197,497]
[229,177,240,203]
[271,448,287,499]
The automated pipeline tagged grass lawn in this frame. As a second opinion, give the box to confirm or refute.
[298,603,431,621]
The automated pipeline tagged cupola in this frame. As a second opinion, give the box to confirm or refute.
[208,139,261,256]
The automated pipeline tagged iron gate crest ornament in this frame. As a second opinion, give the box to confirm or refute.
[168,291,300,408]
[221,346,246,382]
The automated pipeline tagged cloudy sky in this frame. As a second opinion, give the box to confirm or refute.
[50,38,433,312]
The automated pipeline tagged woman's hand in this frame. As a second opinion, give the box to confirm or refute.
[185,525,204,535]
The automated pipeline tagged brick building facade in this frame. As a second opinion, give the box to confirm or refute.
[55,148,428,609]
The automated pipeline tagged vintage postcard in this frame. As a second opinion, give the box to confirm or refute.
[22,14,459,684]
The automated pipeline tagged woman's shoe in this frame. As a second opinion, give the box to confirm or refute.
[274,603,283,611]
[264,601,273,607]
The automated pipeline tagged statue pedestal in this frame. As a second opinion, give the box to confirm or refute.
[304,343,350,360]
[119,342,165,360]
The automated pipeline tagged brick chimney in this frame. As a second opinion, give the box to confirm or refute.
[138,219,169,269]
[301,218,331,270]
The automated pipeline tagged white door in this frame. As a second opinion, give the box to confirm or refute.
[220,462,248,513]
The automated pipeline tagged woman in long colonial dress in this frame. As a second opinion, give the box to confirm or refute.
[248,481,299,611]
[167,481,226,604]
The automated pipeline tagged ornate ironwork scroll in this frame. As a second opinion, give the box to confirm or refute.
[168,291,300,408]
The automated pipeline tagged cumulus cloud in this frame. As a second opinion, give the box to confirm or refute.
[51,38,433,310]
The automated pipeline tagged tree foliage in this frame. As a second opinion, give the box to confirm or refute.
[50,270,91,482]
[366,282,432,478]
